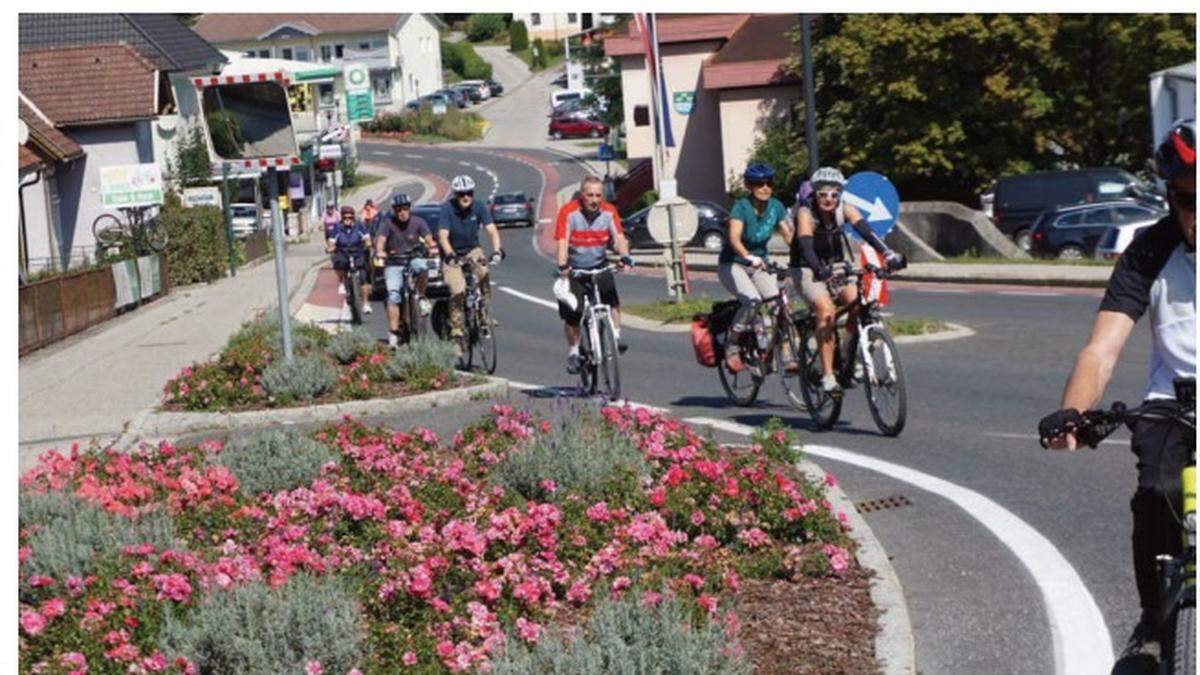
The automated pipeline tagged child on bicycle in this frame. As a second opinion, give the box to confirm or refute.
[327,205,372,316]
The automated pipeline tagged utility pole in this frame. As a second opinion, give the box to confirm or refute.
[266,167,294,362]
[799,14,819,176]
[221,163,237,277]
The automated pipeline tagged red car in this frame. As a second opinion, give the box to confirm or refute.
[548,114,608,140]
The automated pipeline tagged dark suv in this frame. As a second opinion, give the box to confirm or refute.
[1029,201,1166,260]
[991,168,1164,252]
[622,200,731,251]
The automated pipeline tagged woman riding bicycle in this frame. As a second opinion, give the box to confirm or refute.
[718,162,794,374]
[791,166,902,396]
[326,205,373,317]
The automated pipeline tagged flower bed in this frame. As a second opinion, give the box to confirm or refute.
[18,405,874,674]
[161,318,462,412]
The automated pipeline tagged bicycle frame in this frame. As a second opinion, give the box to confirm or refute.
[827,262,896,386]
[572,266,616,363]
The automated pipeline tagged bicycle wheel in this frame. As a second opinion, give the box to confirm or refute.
[716,331,762,407]
[474,297,497,375]
[92,213,127,248]
[1164,603,1195,675]
[863,325,907,436]
[144,223,169,253]
[578,323,596,394]
[346,273,362,325]
[778,315,808,413]
[597,317,621,401]
[404,289,422,343]
[798,329,842,430]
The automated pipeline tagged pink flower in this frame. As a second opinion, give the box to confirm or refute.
[683,573,704,591]
[141,652,168,672]
[566,581,592,605]
[823,543,850,574]
[690,510,706,526]
[515,617,541,644]
[474,579,502,603]
[20,610,45,635]
[736,527,770,549]
[697,594,718,614]
[402,651,418,666]
[825,472,838,487]
[539,478,557,494]
[585,501,611,523]
[648,486,666,507]
[40,597,66,620]
[641,590,662,607]
[436,641,455,658]
[59,652,87,671]
[28,575,55,588]
[305,661,323,675]
[693,534,718,550]
[406,565,433,599]
[610,575,632,598]
[152,573,192,602]
[723,569,740,593]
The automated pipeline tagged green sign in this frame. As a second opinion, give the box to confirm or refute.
[344,63,370,92]
[346,91,375,122]
[673,91,695,115]
[100,164,164,208]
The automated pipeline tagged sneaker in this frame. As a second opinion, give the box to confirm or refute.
[388,333,399,349]
[418,298,432,317]
[362,303,372,315]
[617,339,628,354]
[821,374,843,398]
[338,284,347,297]
[567,353,583,374]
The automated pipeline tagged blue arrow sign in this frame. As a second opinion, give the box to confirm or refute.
[843,171,900,241]
[598,143,616,161]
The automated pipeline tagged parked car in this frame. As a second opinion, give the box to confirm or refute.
[992,168,1165,252]
[1028,201,1165,260]
[486,192,535,228]
[484,78,504,96]
[436,88,468,108]
[230,203,267,239]
[549,113,608,140]
[1094,206,1166,260]
[451,83,483,104]
[411,203,442,229]
[458,80,491,99]
[552,72,569,88]
[406,93,453,112]
[622,200,731,251]
[550,88,592,110]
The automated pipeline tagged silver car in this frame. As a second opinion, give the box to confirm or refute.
[1094,205,1164,260]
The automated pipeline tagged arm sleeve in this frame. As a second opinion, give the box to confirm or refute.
[850,218,889,253]
[1098,216,1180,321]
[730,199,751,224]
[477,202,494,226]
[607,205,624,236]
[436,203,451,233]
[554,204,571,241]
[796,235,823,270]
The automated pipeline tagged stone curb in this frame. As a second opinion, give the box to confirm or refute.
[795,455,916,675]
[111,377,509,450]
[620,310,975,345]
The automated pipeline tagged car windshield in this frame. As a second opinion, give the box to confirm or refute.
[494,194,526,204]
[231,206,256,218]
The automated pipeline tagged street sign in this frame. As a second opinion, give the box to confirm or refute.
[100,164,164,208]
[647,199,698,245]
[598,143,617,161]
[319,144,343,160]
[673,91,695,115]
[346,91,374,122]
[343,63,370,92]
[567,62,585,90]
[182,186,222,209]
[843,171,900,241]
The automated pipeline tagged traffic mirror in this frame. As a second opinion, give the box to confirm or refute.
[199,81,299,162]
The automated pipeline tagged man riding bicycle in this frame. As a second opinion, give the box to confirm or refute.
[791,166,903,396]
[718,162,794,374]
[375,193,436,348]
[1039,119,1196,655]
[437,175,504,355]
[326,205,372,316]
[554,176,634,374]
[360,199,380,235]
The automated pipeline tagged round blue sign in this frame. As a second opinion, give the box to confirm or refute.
[843,172,900,241]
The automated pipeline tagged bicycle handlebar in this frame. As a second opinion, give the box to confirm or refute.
[1040,401,1196,450]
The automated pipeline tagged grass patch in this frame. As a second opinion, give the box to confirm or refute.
[511,48,565,72]
[623,297,717,324]
[340,173,384,197]
[884,317,947,336]
[943,253,1113,266]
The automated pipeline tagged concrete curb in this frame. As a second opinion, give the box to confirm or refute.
[892,321,975,344]
[796,455,916,675]
[111,377,509,450]
[620,309,974,343]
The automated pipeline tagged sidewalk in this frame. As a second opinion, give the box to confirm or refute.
[18,238,327,472]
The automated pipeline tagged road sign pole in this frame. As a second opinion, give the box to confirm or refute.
[799,14,819,176]
[221,163,237,277]
[267,166,294,362]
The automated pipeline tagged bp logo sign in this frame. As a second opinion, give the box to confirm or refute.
[673,91,695,115]
[344,64,370,92]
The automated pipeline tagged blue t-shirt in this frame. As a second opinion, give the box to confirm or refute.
[437,200,494,255]
[719,197,787,264]
[329,222,370,254]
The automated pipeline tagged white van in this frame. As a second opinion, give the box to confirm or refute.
[550,88,592,109]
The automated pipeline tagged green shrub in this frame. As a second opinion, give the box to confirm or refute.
[383,337,457,388]
[362,109,483,142]
[465,13,505,41]
[159,194,230,286]
[491,591,750,675]
[509,20,529,52]
[441,40,494,80]
[158,574,365,675]
[531,38,547,68]
[261,355,336,404]
[492,405,649,502]
[20,491,177,584]
[326,327,377,365]
[215,429,339,497]
[340,155,360,189]
[624,189,659,218]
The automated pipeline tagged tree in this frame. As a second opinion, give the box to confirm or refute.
[465,14,506,42]
[531,38,547,69]
[166,124,214,190]
[577,16,629,128]
[509,20,529,52]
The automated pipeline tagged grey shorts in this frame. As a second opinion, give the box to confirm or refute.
[790,267,832,305]
[718,263,778,306]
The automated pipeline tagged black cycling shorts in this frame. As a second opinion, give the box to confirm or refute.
[331,250,367,272]
[558,270,619,326]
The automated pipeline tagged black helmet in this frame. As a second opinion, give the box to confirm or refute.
[1156,119,1196,182]
[391,193,412,208]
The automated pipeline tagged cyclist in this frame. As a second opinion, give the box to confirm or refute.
[437,175,504,354]
[360,199,380,234]
[322,203,340,239]
[718,162,794,374]
[375,193,436,348]
[1039,119,1195,653]
[326,205,372,316]
[554,175,634,374]
[790,166,903,396]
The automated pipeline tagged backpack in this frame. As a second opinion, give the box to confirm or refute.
[691,299,740,368]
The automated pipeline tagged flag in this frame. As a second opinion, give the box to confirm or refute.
[633,13,675,148]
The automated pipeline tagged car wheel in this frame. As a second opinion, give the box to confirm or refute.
[552,131,563,140]
[589,129,601,138]
[1058,244,1085,260]
[701,231,725,251]
[1014,229,1033,253]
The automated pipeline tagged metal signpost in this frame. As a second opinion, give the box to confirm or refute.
[799,14,819,176]
[267,167,294,362]
[221,163,236,277]
[843,172,901,241]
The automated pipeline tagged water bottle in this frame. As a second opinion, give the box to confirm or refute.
[755,315,772,351]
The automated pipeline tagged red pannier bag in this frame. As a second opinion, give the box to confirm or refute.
[691,314,717,367]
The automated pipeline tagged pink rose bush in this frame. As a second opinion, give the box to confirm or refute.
[19,405,855,672]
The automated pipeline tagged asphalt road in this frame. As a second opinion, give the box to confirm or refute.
[355,141,1156,674]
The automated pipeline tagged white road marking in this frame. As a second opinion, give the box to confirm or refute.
[498,285,556,310]
[984,431,1127,447]
[370,150,393,156]
[998,291,1065,298]
[681,416,1113,675]
[504,378,670,414]
[403,154,424,159]
[538,218,552,224]
[457,161,473,167]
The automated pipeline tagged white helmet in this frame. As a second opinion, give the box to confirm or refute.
[811,166,846,189]
[450,175,476,193]
[553,277,577,311]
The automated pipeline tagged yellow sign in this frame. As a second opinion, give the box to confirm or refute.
[278,194,290,211]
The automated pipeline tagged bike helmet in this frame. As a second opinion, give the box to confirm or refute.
[743,162,775,183]
[339,205,355,216]
[450,175,476,193]
[391,193,412,208]
[1156,118,1196,182]
[811,166,846,189]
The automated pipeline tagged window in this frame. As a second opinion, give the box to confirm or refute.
[1054,212,1085,228]
[358,41,371,51]
[257,48,271,58]
[1080,207,1113,226]
[372,73,393,103]
[319,45,332,62]
[295,47,310,62]
[371,37,386,50]
[334,44,345,59]
[633,105,650,126]
[281,47,293,60]
[567,13,577,22]
[530,13,541,26]
[1114,206,1155,224]
[318,83,335,107]
[243,50,256,57]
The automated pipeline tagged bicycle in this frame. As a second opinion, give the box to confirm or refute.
[794,259,908,436]
[389,251,436,344]
[570,264,624,401]
[714,262,805,408]
[1039,377,1195,675]
[343,252,368,326]
[92,205,168,254]
[451,256,498,374]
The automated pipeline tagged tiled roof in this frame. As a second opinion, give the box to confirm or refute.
[194,14,405,42]
[605,14,749,56]
[20,45,159,126]
[709,14,797,65]
[18,101,84,163]
[20,144,44,172]
[19,13,225,72]
[702,60,799,90]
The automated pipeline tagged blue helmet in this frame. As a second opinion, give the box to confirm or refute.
[743,162,775,183]
[391,193,412,208]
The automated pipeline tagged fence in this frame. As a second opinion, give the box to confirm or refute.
[19,255,167,356]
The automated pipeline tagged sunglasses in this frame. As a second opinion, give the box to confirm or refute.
[456,191,475,198]
[747,180,773,189]
[341,214,355,220]
[1171,189,1196,212]
[817,190,841,200]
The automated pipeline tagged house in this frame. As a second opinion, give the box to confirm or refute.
[193,14,444,114]
[510,13,610,41]
[605,14,801,205]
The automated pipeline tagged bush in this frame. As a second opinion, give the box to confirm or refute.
[491,590,750,675]
[158,574,365,675]
[509,20,529,52]
[465,13,505,41]
[383,337,457,388]
[261,355,336,404]
[531,38,547,69]
[326,327,378,365]
[441,40,494,80]
[492,405,649,503]
[362,108,484,142]
[159,194,230,286]
[19,491,177,584]
[215,429,339,497]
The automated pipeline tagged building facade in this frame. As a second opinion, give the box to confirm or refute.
[510,13,607,41]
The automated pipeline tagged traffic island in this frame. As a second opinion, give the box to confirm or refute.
[20,404,882,673]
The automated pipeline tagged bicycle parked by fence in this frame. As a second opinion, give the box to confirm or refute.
[571,264,624,401]
[92,205,168,254]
